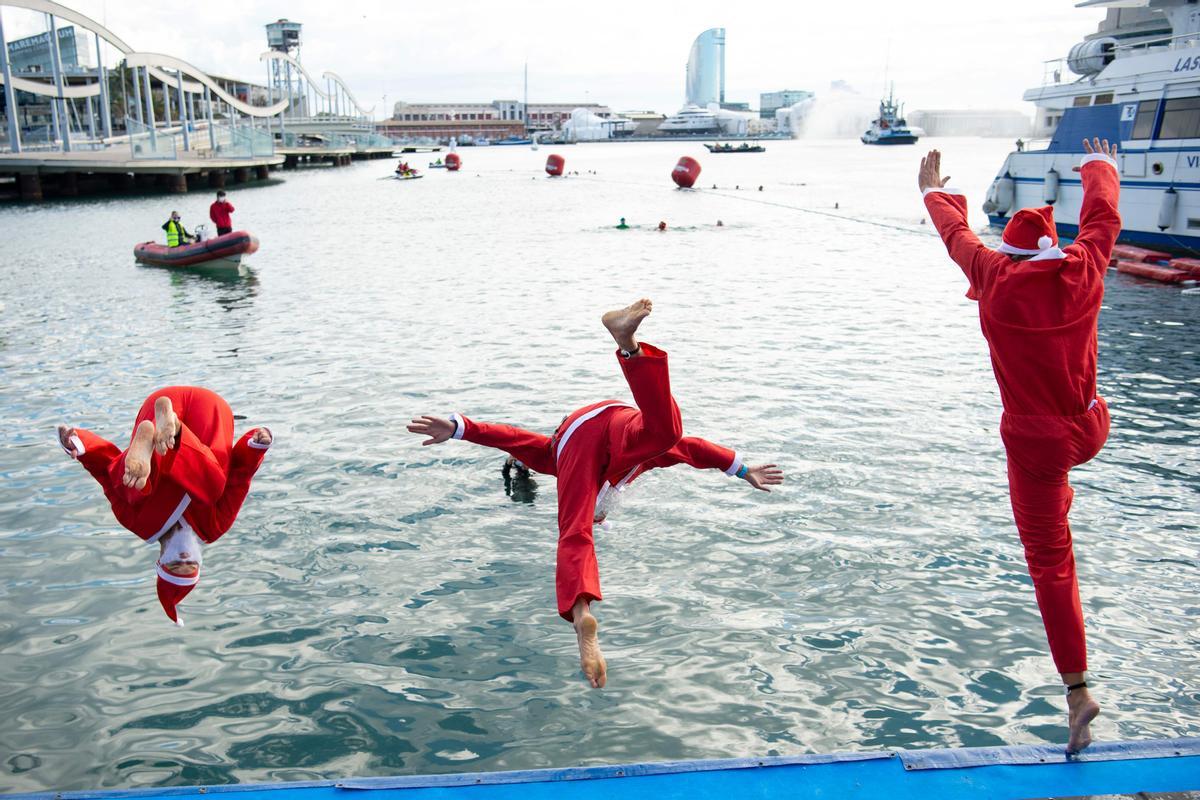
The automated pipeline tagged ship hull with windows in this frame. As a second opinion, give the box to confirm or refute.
[984,0,1200,254]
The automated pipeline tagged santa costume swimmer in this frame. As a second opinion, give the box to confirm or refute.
[58,386,272,625]
[920,139,1120,753]
[407,300,783,689]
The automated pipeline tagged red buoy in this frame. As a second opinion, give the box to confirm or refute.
[546,154,565,177]
[672,156,701,189]
[445,153,461,171]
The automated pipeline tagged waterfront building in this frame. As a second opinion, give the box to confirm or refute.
[379,100,612,141]
[907,109,1031,138]
[3,26,92,132]
[686,28,725,107]
[760,89,814,119]
[7,25,88,75]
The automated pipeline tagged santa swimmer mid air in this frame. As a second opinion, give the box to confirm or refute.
[58,386,272,625]
[920,138,1121,754]
[407,299,783,689]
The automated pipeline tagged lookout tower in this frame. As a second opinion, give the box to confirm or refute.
[266,19,302,56]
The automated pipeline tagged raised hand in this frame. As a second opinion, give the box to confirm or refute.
[406,415,456,446]
[1075,137,1119,171]
[57,424,79,457]
[252,427,273,446]
[918,149,951,192]
[744,464,784,492]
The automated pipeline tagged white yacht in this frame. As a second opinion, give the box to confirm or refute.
[658,104,720,133]
[984,0,1200,253]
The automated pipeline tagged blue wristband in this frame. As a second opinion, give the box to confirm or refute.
[736,464,749,479]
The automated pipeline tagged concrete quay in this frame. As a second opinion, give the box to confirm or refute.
[0,149,284,201]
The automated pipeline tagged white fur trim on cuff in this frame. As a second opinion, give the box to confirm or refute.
[247,433,272,450]
[922,186,965,196]
[724,452,744,477]
[450,413,466,440]
[1080,152,1118,170]
[62,433,86,458]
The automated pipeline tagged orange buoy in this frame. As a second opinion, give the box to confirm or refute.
[672,156,701,188]
[545,154,565,177]
[445,153,461,171]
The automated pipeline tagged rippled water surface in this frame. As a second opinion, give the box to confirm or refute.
[1,139,1198,792]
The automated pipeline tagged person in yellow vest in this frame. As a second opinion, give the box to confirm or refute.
[161,211,193,247]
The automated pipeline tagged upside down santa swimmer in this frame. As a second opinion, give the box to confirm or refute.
[58,386,272,625]
[920,139,1121,754]
[406,299,784,690]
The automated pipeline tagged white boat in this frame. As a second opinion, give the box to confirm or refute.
[658,104,720,133]
[984,0,1200,253]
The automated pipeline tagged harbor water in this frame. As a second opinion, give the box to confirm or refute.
[0,139,1197,792]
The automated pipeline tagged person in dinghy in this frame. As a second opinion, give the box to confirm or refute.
[406,299,783,689]
[57,386,272,626]
[919,138,1121,753]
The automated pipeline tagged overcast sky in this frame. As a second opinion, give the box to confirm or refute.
[3,0,1110,117]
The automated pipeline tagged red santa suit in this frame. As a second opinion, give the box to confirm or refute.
[447,343,745,620]
[62,386,270,622]
[923,153,1121,674]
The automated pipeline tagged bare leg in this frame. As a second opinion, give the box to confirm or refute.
[153,396,181,456]
[572,597,607,689]
[123,420,155,490]
[1063,671,1100,753]
[601,298,652,355]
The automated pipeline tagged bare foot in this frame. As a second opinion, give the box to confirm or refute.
[601,298,653,353]
[1066,688,1100,754]
[153,396,180,456]
[58,424,78,456]
[123,420,155,490]
[574,605,607,689]
[252,427,273,446]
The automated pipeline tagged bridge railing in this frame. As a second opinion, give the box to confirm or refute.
[211,121,275,158]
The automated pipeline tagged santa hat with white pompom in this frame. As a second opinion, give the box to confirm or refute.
[997,206,1066,260]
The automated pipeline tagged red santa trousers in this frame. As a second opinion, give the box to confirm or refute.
[553,344,682,619]
[1000,397,1110,674]
[69,386,265,543]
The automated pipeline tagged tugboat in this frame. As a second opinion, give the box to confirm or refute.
[861,85,919,145]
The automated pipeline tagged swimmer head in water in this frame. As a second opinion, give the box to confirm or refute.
[658,221,667,231]
[503,456,537,503]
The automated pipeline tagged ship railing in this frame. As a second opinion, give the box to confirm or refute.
[1037,31,1200,86]
[1114,30,1200,56]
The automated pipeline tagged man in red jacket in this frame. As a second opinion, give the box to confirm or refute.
[407,299,782,690]
[920,138,1120,753]
[58,386,272,625]
[209,190,235,236]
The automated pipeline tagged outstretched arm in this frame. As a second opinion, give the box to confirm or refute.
[407,414,556,475]
[644,436,784,492]
[1069,137,1121,272]
[920,149,994,299]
